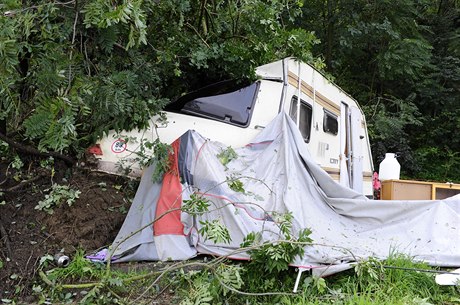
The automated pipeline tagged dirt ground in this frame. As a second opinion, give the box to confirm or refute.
[0,160,136,302]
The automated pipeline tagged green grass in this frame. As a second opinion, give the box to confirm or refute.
[277,255,460,305]
[36,252,460,305]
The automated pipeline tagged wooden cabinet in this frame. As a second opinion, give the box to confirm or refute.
[381,180,460,200]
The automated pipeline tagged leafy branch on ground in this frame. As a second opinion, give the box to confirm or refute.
[35,184,81,214]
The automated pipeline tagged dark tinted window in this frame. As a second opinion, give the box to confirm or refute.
[180,83,259,127]
[289,96,312,143]
[323,110,338,135]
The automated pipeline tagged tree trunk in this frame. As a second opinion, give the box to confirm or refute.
[0,118,5,136]
[325,0,335,70]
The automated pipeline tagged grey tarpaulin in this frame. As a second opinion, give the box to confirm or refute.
[109,112,460,273]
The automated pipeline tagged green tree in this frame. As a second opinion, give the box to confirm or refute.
[299,0,460,181]
[408,0,460,181]
[0,0,319,157]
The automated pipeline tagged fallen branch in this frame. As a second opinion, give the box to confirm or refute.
[152,281,172,301]
[0,173,46,193]
[0,131,75,166]
[39,270,55,287]
[39,270,101,289]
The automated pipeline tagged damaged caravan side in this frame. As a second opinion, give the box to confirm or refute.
[93,58,374,197]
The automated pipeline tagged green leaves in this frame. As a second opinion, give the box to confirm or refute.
[0,0,322,159]
[215,264,244,296]
[199,219,231,245]
[182,193,210,215]
[0,39,19,70]
[241,213,313,274]
[23,97,77,152]
[82,0,147,49]
[217,146,238,167]
[179,276,213,305]
[227,177,245,193]
[377,38,433,80]
[148,139,173,183]
[35,184,81,214]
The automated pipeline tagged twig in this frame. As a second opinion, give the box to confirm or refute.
[152,281,172,301]
[24,253,34,276]
[83,39,91,76]
[55,0,76,5]
[381,265,460,275]
[132,263,175,303]
[39,270,55,287]
[3,0,76,15]
[0,173,45,193]
[114,42,127,51]
[107,287,123,301]
[65,0,79,95]
[185,22,210,48]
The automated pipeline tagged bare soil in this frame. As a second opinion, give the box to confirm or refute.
[0,161,136,302]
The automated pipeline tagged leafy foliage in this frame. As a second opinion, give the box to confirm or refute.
[23,97,78,152]
[227,176,245,193]
[217,146,238,167]
[241,213,313,274]
[179,272,214,305]
[0,0,319,158]
[182,193,211,215]
[35,184,81,214]
[300,0,460,181]
[199,219,231,245]
[129,137,173,182]
[47,249,101,281]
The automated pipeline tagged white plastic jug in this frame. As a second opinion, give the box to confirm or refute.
[378,153,400,181]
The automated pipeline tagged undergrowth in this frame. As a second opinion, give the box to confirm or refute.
[34,251,460,305]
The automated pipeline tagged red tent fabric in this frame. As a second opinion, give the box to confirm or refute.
[153,139,184,236]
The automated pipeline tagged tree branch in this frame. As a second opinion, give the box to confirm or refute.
[0,132,75,166]
[0,173,46,193]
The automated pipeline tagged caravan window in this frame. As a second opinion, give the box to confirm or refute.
[323,109,338,135]
[179,82,259,127]
[289,96,312,143]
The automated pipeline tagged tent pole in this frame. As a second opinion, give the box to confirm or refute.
[293,268,308,293]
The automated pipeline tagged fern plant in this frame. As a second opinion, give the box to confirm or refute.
[23,97,77,152]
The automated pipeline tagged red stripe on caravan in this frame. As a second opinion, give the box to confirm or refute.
[153,138,184,236]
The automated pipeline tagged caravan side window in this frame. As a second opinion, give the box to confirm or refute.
[289,96,312,143]
[323,109,338,135]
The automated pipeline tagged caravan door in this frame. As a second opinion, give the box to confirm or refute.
[350,106,364,193]
[339,103,350,188]
[340,104,364,193]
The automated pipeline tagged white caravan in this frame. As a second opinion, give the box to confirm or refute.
[93,58,374,197]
